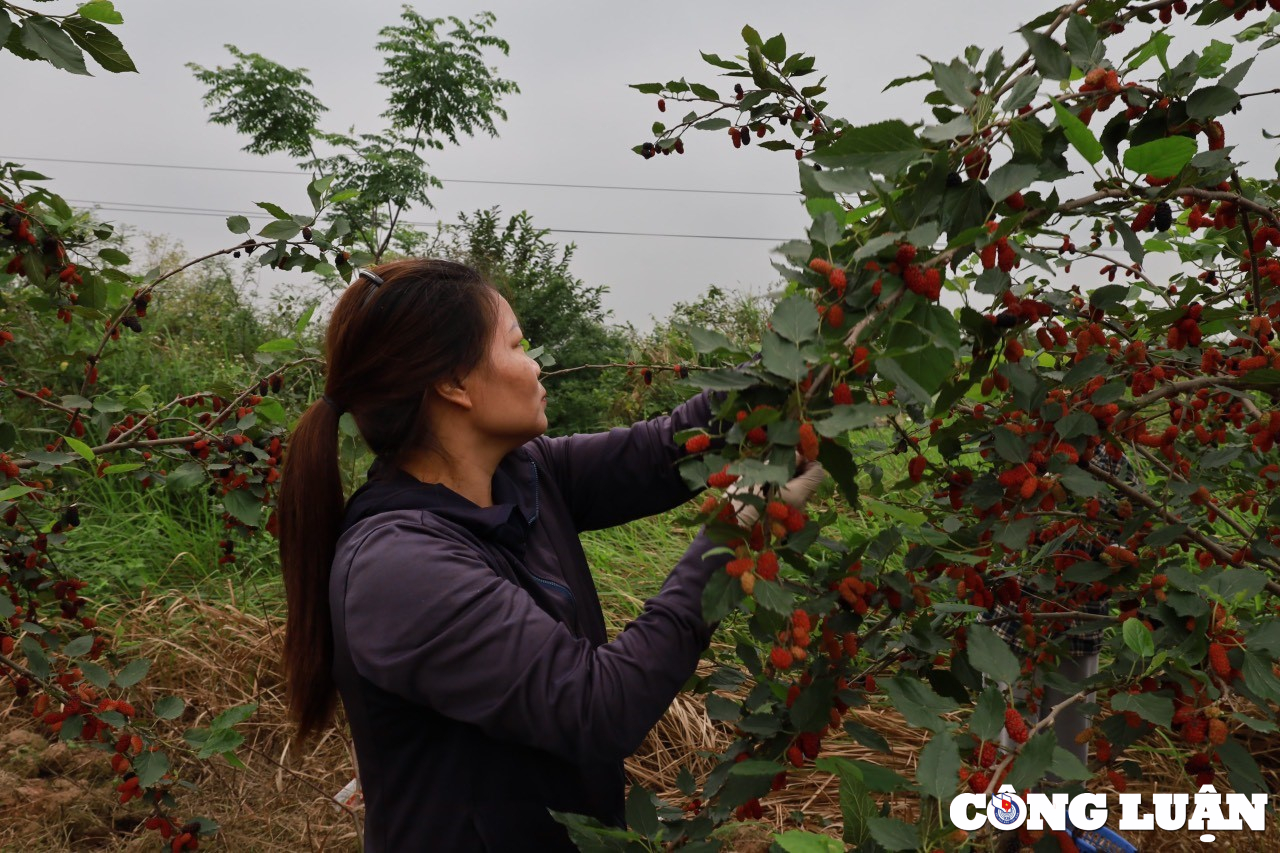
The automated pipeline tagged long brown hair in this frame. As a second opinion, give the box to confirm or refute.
[276,258,500,740]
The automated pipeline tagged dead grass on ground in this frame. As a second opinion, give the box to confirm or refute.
[1,590,1277,851]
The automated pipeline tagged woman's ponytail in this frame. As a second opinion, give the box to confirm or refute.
[277,397,346,740]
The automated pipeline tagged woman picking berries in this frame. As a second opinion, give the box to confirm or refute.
[276,259,822,851]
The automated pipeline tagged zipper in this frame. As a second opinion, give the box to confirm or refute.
[530,573,575,605]
[520,459,573,604]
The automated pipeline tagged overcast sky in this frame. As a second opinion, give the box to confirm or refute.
[4,1,1276,330]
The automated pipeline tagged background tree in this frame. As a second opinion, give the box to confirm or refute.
[186,7,519,266]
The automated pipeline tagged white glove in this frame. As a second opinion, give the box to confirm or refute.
[726,453,826,529]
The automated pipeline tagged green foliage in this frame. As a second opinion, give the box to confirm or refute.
[0,1,135,75]
[186,8,518,264]
[375,8,519,147]
[601,3,1280,850]
[186,45,326,159]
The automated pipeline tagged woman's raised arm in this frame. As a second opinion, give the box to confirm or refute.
[333,512,732,765]
[528,388,727,531]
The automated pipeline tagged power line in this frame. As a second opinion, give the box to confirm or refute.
[8,154,798,198]
[66,198,794,243]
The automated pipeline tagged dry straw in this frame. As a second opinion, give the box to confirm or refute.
[0,590,1277,851]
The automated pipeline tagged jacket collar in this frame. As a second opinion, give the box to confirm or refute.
[340,447,540,550]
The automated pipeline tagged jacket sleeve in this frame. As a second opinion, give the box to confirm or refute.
[339,515,732,766]
[529,389,725,532]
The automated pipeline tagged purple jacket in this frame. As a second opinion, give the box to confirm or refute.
[329,389,731,851]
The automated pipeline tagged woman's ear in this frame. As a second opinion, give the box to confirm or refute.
[431,375,472,410]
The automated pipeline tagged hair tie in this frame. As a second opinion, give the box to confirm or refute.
[321,395,345,415]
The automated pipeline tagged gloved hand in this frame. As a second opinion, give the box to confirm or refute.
[726,452,826,529]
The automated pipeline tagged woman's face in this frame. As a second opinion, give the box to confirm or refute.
[464,294,548,445]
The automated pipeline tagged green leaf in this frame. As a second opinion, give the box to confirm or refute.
[133,750,169,788]
[165,461,205,492]
[1064,13,1101,64]
[761,330,809,382]
[59,16,133,73]
[226,215,251,234]
[771,295,820,343]
[0,484,39,502]
[761,33,786,63]
[971,686,1007,741]
[882,677,957,732]
[867,817,919,851]
[103,463,142,475]
[809,120,926,174]
[1052,101,1103,165]
[80,661,110,689]
[814,404,883,438]
[842,719,891,753]
[1124,136,1198,177]
[154,695,185,720]
[753,577,795,616]
[677,322,736,355]
[212,702,257,729]
[700,51,742,71]
[992,427,1029,463]
[255,201,290,219]
[1186,85,1240,121]
[1111,691,1173,728]
[1125,31,1171,72]
[1006,731,1057,790]
[62,635,94,658]
[1122,619,1155,657]
[701,568,742,623]
[259,219,301,240]
[875,357,931,407]
[1058,466,1104,498]
[1195,40,1233,78]
[20,16,89,75]
[1022,29,1071,80]
[0,11,12,47]
[257,337,298,352]
[1216,738,1268,795]
[223,490,262,527]
[917,733,961,802]
[1002,75,1041,112]
[1051,746,1096,782]
[62,435,95,463]
[624,784,659,837]
[115,657,151,688]
[774,832,844,853]
[966,624,1021,686]
[1008,116,1046,161]
[1055,411,1098,439]
[931,59,976,108]
[985,162,1039,203]
[255,397,286,423]
[97,247,130,265]
[76,1,123,25]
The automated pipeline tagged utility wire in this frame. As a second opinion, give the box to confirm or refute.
[8,154,799,199]
[66,198,795,243]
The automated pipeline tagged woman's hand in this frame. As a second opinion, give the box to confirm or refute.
[726,453,826,528]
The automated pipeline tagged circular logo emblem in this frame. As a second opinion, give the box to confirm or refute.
[987,789,1026,830]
